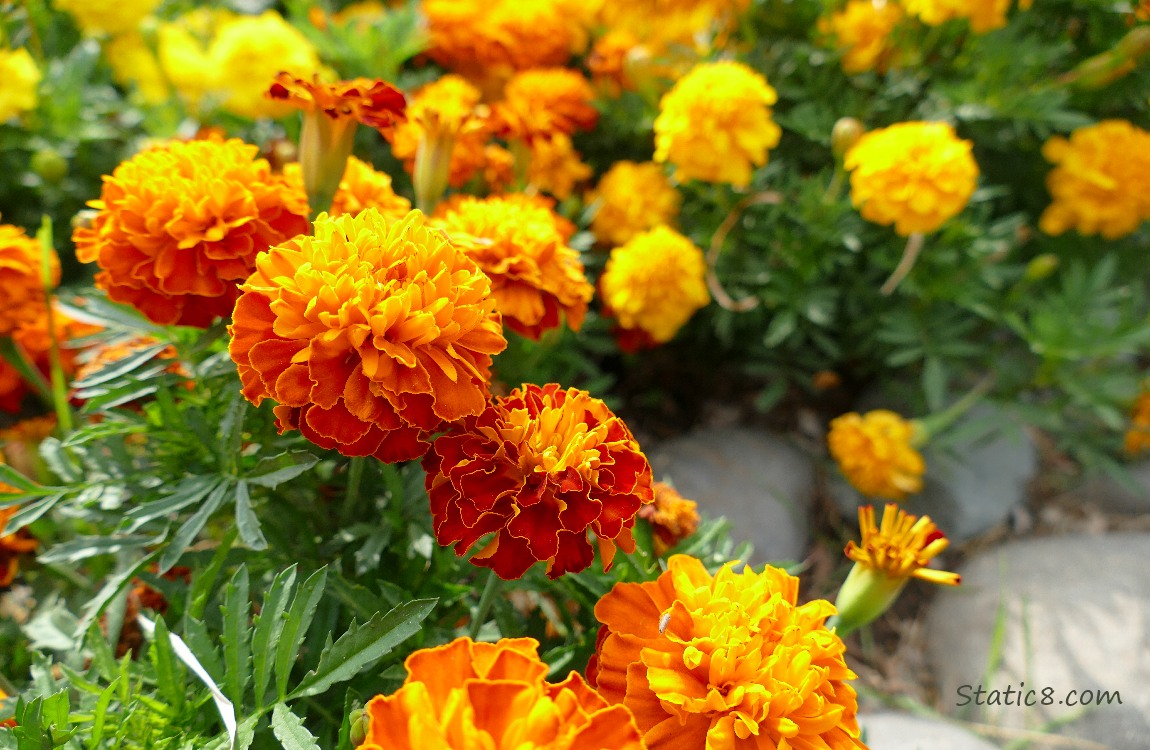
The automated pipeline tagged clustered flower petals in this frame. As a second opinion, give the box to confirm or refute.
[828,410,925,500]
[654,61,781,187]
[74,136,310,327]
[820,0,904,74]
[590,554,867,750]
[0,47,42,121]
[846,503,961,587]
[0,220,58,336]
[1038,120,1150,240]
[357,637,644,750]
[267,73,407,134]
[494,68,599,144]
[599,226,710,349]
[423,383,654,580]
[638,481,700,556]
[588,161,681,246]
[844,121,978,236]
[387,75,491,189]
[436,195,593,339]
[229,208,506,463]
[52,0,159,35]
[902,0,1032,34]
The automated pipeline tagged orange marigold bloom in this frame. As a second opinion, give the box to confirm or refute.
[588,161,681,246]
[436,196,593,339]
[527,134,594,201]
[828,410,925,500]
[74,137,310,327]
[1125,386,1150,455]
[590,554,867,750]
[902,0,1032,33]
[357,636,644,750]
[0,304,102,413]
[267,73,407,133]
[388,75,491,190]
[284,156,411,221]
[638,481,700,555]
[0,220,59,336]
[0,480,39,587]
[229,209,506,463]
[588,29,639,96]
[494,68,599,143]
[820,0,905,74]
[423,383,654,580]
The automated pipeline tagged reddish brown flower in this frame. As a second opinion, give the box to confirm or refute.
[423,383,654,580]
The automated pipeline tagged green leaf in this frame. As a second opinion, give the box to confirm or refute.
[234,482,267,551]
[274,567,328,701]
[0,493,64,531]
[188,526,239,621]
[252,566,298,711]
[271,703,321,750]
[244,451,320,489]
[221,566,252,710]
[0,465,40,492]
[181,615,224,685]
[160,479,230,572]
[70,342,170,389]
[288,599,437,701]
[77,549,162,635]
[125,475,220,532]
[150,615,186,713]
[37,532,164,564]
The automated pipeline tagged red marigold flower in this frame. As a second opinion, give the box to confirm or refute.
[267,73,406,133]
[73,136,310,327]
[229,208,506,463]
[423,383,654,580]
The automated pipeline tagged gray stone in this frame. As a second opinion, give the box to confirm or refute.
[647,427,813,563]
[1058,461,1150,514]
[859,712,1001,750]
[925,533,1150,750]
[831,404,1037,542]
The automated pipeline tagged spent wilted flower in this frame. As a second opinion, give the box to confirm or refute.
[844,121,978,236]
[820,0,904,74]
[589,554,867,750]
[638,481,700,555]
[229,209,506,463]
[0,48,42,121]
[74,136,310,327]
[1038,120,1150,240]
[0,220,58,337]
[423,383,654,580]
[435,195,592,339]
[834,503,960,634]
[599,225,710,349]
[588,161,681,246]
[828,410,925,500]
[52,0,159,35]
[654,60,782,187]
[356,637,644,750]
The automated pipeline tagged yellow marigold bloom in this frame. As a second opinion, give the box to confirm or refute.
[527,133,594,201]
[156,9,228,110]
[104,32,170,105]
[820,0,905,74]
[358,637,644,750]
[600,226,710,347]
[388,75,491,191]
[654,61,781,187]
[52,0,159,35]
[1125,387,1150,455]
[828,410,925,500]
[0,221,59,337]
[902,0,1031,33]
[423,0,579,81]
[229,209,506,463]
[844,121,978,236]
[590,554,866,750]
[494,68,599,143]
[206,11,321,119]
[436,195,592,339]
[638,481,700,555]
[73,137,310,328]
[285,156,411,221]
[597,0,750,53]
[1038,120,1150,240]
[589,161,681,246]
[0,48,42,121]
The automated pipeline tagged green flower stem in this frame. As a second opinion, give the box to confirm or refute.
[469,568,501,640]
[341,456,368,522]
[914,372,997,445]
[0,337,52,403]
[880,232,926,296]
[37,216,73,434]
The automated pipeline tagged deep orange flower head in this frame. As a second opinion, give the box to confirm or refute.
[74,136,310,327]
[388,75,491,189]
[494,68,599,143]
[0,220,59,337]
[590,554,867,750]
[827,410,925,500]
[0,303,103,413]
[357,636,644,750]
[435,195,592,339]
[131,564,192,614]
[267,73,407,134]
[423,383,655,580]
[638,481,700,555]
[229,208,506,463]
[588,29,639,95]
[1126,386,1150,455]
[283,156,412,220]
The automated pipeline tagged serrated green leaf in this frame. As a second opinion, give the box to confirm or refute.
[222,566,252,709]
[160,479,230,572]
[88,677,120,749]
[188,526,239,621]
[150,615,185,712]
[275,567,327,701]
[234,482,267,551]
[252,566,297,711]
[181,615,223,685]
[288,599,436,700]
[244,451,319,488]
[271,703,321,750]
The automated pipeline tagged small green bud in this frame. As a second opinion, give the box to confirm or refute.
[1024,253,1059,281]
[349,708,368,746]
[31,148,68,184]
[831,117,865,158]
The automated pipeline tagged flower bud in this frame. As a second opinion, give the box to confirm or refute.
[831,117,864,158]
[1024,253,1059,281]
[348,708,368,746]
[31,148,68,184]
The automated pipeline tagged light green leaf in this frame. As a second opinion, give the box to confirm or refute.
[77,549,162,635]
[271,703,321,750]
[275,567,327,701]
[245,451,319,489]
[222,566,252,709]
[234,482,267,551]
[38,532,164,564]
[160,479,230,572]
[252,566,298,710]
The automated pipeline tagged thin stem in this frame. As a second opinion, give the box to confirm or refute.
[37,217,73,434]
[469,569,500,640]
[880,231,926,296]
[915,371,998,445]
[341,456,367,522]
[706,191,783,312]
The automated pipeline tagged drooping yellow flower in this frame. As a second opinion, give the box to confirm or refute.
[52,0,159,35]
[0,48,42,121]
[1125,387,1150,455]
[590,554,867,750]
[357,637,645,750]
[0,220,58,337]
[820,0,905,74]
[494,68,599,143]
[638,481,700,555]
[588,161,681,246]
[844,121,978,236]
[600,226,710,348]
[104,32,170,104]
[654,61,781,187]
[902,0,1032,33]
[206,11,322,119]
[436,195,593,339]
[1038,120,1150,240]
[828,410,925,500]
[526,133,594,200]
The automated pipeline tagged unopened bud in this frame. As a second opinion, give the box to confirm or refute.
[31,148,68,184]
[349,708,369,746]
[831,117,865,158]
[1024,253,1059,281]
